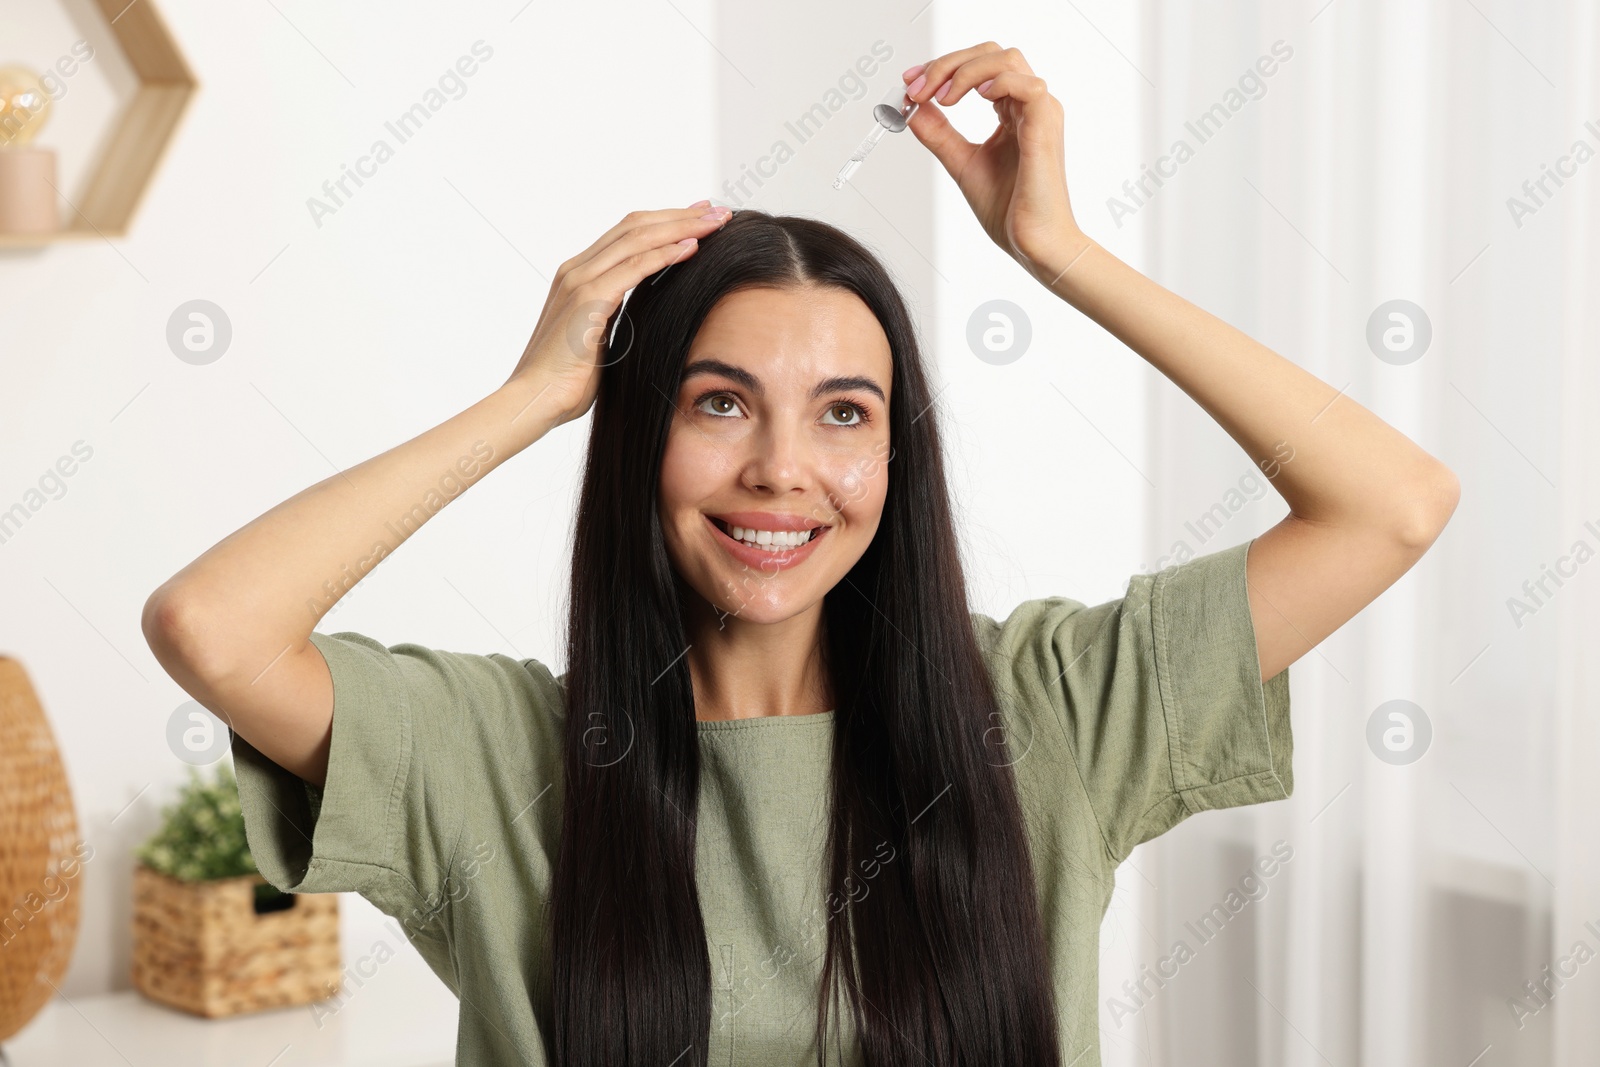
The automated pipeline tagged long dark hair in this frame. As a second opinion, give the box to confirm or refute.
[549,210,1061,1066]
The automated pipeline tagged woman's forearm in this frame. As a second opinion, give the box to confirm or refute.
[142,375,566,687]
[1035,232,1456,539]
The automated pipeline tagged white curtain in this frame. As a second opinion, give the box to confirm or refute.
[1100,1,1600,1064]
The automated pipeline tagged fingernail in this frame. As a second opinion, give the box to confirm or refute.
[907,73,927,97]
[677,237,697,246]
[700,208,730,220]
[936,78,954,102]
[902,63,925,81]
[689,199,711,208]
[977,78,994,94]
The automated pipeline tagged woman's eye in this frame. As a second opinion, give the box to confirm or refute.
[696,393,741,418]
[824,403,863,426]
[693,393,867,426]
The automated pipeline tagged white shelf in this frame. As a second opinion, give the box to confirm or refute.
[3,938,457,1066]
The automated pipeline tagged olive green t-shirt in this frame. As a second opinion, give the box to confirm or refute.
[233,537,1292,1066]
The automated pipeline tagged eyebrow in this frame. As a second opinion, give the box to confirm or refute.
[680,358,887,403]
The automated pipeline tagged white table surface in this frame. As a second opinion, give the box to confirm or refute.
[3,938,458,1067]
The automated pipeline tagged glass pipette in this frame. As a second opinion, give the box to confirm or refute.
[833,85,920,189]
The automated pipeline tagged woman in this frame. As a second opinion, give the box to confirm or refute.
[142,43,1458,1067]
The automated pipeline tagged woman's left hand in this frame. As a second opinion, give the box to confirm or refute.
[901,43,1082,283]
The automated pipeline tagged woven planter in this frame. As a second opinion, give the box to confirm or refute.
[131,862,342,1017]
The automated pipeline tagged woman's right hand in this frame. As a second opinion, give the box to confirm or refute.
[505,201,733,426]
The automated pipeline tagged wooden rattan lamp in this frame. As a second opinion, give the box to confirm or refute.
[0,657,85,1052]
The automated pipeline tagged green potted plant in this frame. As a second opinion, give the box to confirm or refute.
[130,761,342,1017]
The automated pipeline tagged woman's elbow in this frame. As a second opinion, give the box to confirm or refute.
[1393,465,1461,551]
[142,586,226,682]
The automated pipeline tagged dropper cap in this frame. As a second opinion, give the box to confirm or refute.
[871,83,919,132]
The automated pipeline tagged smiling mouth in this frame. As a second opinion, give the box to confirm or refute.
[707,516,831,553]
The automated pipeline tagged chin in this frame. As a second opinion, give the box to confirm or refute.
[700,572,822,626]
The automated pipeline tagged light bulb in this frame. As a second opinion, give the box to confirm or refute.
[0,65,52,149]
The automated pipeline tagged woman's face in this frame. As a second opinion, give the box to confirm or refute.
[659,284,894,626]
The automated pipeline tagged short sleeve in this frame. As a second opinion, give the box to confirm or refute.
[232,630,564,920]
[973,537,1292,866]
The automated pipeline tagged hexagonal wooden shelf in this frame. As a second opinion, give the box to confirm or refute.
[0,0,197,247]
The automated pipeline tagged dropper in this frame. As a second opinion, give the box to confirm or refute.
[833,84,920,189]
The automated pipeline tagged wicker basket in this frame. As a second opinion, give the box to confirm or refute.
[131,862,342,1017]
[0,656,83,1044]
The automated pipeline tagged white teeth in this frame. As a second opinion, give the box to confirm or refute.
[726,523,816,551]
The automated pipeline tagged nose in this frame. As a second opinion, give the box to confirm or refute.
[740,416,811,496]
